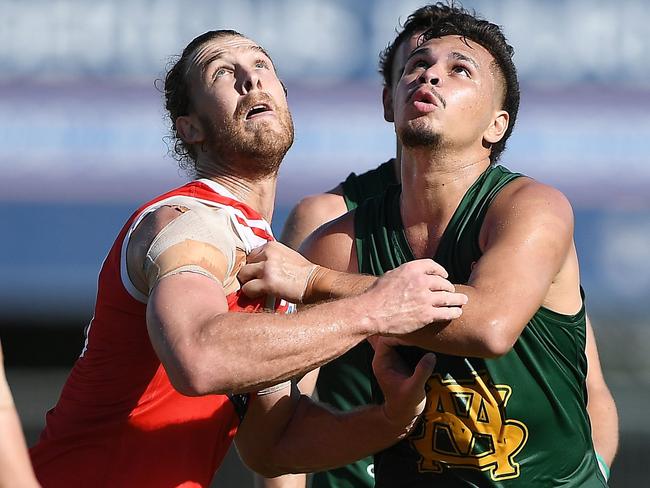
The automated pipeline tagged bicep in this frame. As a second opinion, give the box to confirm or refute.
[467,182,576,328]
[299,210,358,273]
[146,273,230,394]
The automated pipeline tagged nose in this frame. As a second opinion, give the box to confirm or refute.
[239,66,263,94]
[418,66,440,86]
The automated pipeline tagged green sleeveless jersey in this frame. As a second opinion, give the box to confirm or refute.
[312,159,398,488]
[354,165,606,487]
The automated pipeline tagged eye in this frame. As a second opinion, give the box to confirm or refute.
[404,58,428,75]
[452,65,471,77]
[213,67,231,79]
[255,59,270,69]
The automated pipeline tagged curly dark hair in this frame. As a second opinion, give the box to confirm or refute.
[163,30,245,173]
[379,3,520,163]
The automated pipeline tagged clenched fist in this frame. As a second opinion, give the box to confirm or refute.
[238,241,317,303]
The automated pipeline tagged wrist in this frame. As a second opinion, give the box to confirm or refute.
[301,266,337,304]
[380,402,421,440]
[595,451,610,481]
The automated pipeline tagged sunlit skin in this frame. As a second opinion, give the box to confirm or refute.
[275,31,617,488]
[176,35,294,217]
[394,35,508,167]
[121,32,468,481]
[186,35,292,149]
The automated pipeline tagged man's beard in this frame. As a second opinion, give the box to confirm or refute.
[398,119,442,150]
[200,105,294,180]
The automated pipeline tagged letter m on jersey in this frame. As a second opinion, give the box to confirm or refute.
[411,372,528,481]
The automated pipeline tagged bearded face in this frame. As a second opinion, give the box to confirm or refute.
[182,35,295,180]
[200,90,294,180]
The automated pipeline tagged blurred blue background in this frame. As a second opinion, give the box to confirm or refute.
[1,0,647,486]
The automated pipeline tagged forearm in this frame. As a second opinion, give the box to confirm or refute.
[262,396,407,476]
[584,318,619,466]
[156,295,375,395]
[588,385,618,466]
[302,267,376,304]
[0,374,40,488]
[401,284,524,358]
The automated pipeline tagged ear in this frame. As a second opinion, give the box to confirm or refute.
[483,110,509,145]
[176,114,205,145]
[382,85,395,123]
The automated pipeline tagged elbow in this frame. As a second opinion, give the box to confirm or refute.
[476,318,518,358]
[164,354,233,396]
[166,367,214,397]
[239,447,291,478]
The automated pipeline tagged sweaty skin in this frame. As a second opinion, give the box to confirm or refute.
[254,32,616,487]
[132,33,471,477]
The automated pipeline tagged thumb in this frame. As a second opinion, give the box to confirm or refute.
[408,353,436,389]
[246,245,265,264]
[240,279,265,298]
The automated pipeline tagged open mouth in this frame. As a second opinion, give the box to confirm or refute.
[411,89,439,107]
[246,104,273,119]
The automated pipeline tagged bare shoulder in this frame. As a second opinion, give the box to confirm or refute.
[280,185,348,249]
[489,177,573,226]
[300,209,357,272]
[479,177,574,250]
[126,206,186,291]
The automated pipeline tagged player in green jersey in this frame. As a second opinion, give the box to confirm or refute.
[242,4,613,486]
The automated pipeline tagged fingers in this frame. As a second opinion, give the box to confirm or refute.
[371,338,411,377]
[425,274,456,293]
[240,278,265,298]
[420,259,449,279]
[245,244,266,264]
[430,290,468,307]
[430,305,464,321]
[237,262,264,284]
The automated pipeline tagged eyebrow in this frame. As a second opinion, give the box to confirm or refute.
[405,47,480,71]
[200,45,273,74]
[449,51,479,70]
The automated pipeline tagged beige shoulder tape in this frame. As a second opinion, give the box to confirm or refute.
[144,206,241,291]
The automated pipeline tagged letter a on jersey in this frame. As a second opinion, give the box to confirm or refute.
[411,372,528,481]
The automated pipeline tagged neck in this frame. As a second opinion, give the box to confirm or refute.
[399,145,491,227]
[196,158,278,223]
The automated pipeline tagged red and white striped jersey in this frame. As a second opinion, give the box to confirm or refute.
[30,179,293,488]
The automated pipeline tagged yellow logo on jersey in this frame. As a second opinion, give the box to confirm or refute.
[411,372,528,481]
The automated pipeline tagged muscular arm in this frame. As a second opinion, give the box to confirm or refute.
[403,180,581,357]
[254,371,321,488]
[585,316,618,468]
[256,188,347,488]
[135,207,462,395]
[303,180,581,358]
[236,342,435,477]
[147,272,379,394]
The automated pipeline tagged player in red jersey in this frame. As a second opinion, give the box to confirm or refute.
[29,30,468,488]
